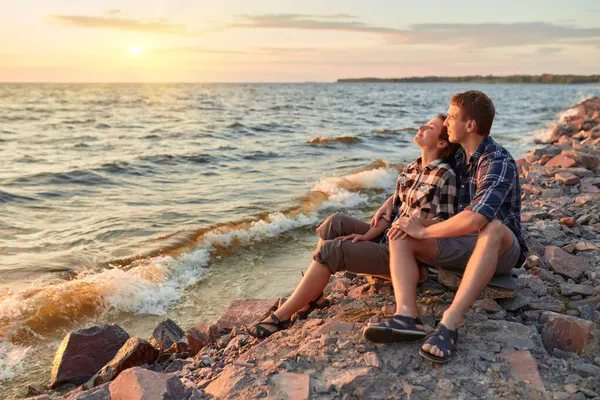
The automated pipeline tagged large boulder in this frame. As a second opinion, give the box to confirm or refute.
[216,299,278,332]
[437,269,516,299]
[108,367,185,400]
[543,246,589,281]
[540,312,600,355]
[50,324,129,388]
[65,382,110,400]
[90,337,158,386]
[148,319,184,351]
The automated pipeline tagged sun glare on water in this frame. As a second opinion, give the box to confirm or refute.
[129,47,143,56]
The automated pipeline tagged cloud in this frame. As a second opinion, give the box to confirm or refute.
[535,47,563,55]
[228,15,600,49]
[104,9,122,16]
[230,14,416,40]
[389,22,600,48]
[48,14,192,36]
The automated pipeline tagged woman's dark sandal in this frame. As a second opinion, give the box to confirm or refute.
[245,313,291,339]
[419,323,458,364]
[291,292,330,321]
[363,315,426,343]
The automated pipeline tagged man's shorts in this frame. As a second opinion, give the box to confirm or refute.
[426,231,521,276]
[314,213,520,276]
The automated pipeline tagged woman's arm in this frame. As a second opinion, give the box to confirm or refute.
[342,218,391,242]
[369,194,394,228]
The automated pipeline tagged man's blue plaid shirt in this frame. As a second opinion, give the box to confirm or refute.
[454,136,528,267]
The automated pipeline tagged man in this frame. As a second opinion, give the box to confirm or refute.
[364,90,527,364]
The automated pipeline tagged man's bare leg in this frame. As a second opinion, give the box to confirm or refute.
[422,220,515,358]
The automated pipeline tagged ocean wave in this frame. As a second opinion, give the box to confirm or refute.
[308,136,359,145]
[62,118,96,125]
[7,170,115,187]
[0,342,30,382]
[0,190,36,205]
[140,153,216,165]
[311,166,398,209]
[371,127,416,134]
[242,151,280,161]
[0,212,318,345]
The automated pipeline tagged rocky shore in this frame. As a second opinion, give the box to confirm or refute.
[24,97,600,400]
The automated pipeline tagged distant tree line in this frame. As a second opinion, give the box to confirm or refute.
[337,74,600,84]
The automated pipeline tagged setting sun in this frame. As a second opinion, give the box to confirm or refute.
[129,47,143,56]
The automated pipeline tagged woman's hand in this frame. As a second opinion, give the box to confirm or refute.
[370,196,393,228]
[340,233,368,243]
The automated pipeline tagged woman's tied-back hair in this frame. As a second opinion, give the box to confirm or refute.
[436,113,460,162]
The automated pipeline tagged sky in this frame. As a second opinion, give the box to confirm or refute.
[0,0,599,82]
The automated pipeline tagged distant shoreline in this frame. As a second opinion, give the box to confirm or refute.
[337,74,600,84]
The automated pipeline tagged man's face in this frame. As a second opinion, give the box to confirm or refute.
[444,104,468,144]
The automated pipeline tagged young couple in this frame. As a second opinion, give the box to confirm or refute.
[246,90,527,364]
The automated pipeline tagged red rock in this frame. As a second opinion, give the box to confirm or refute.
[348,283,370,299]
[67,382,110,399]
[216,299,278,332]
[540,312,600,355]
[522,184,542,195]
[545,154,576,168]
[315,319,354,335]
[330,279,351,294]
[50,324,130,388]
[90,337,158,386]
[205,365,246,398]
[543,246,589,281]
[269,372,310,400]
[185,323,219,356]
[503,351,545,391]
[363,352,381,369]
[538,155,552,165]
[474,299,502,313]
[517,158,530,166]
[108,367,185,400]
[559,217,576,227]
[553,167,594,177]
[148,318,184,351]
[555,172,580,185]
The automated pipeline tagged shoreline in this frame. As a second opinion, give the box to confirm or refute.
[15,97,600,399]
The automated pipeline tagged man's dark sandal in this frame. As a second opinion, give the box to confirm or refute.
[419,323,458,364]
[291,292,330,321]
[363,315,426,343]
[246,313,291,339]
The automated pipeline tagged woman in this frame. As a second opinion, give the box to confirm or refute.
[246,114,460,338]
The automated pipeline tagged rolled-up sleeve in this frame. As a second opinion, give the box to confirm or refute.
[465,154,516,221]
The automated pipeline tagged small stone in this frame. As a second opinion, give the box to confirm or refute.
[560,283,595,297]
[564,384,577,394]
[363,352,381,369]
[553,392,570,400]
[474,299,502,313]
[555,172,581,185]
[544,246,589,281]
[437,378,454,393]
[381,305,395,316]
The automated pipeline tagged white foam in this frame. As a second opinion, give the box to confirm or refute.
[311,167,398,209]
[557,107,579,124]
[0,341,30,382]
[532,126,554,142]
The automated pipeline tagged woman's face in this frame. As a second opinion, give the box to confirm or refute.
[413,117,446,150]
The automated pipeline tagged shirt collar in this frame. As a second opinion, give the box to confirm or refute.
[469,136,493,165]
[408,157,444,171]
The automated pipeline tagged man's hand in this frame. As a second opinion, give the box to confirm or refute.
[370,196,393,228]
[386,225,407,241]
[340,233,368,243]
[394,217,426,240]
